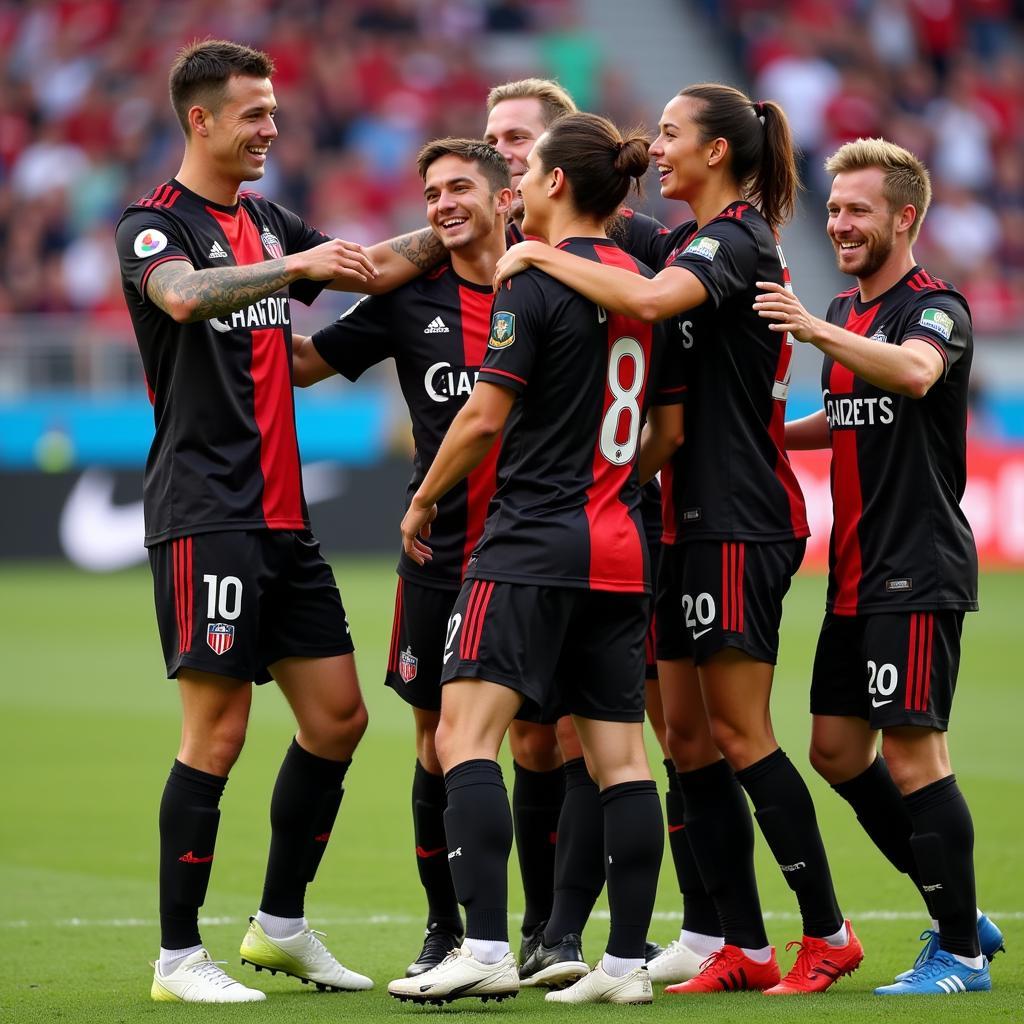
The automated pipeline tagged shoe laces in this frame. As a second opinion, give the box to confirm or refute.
[912,929,940,969]
[781,938,829,982]
[187,958,239,987]
[696,947,737,974]
[903,950,961,982]
[303,928,341,964]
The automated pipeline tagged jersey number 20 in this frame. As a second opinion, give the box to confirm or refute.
[600,337,644,466]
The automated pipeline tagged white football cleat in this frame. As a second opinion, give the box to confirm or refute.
[239,917,373,991]
[545,963,653,1004]
[388,943,519,1004]
[151,948,267,1003]
[645,938,707,983]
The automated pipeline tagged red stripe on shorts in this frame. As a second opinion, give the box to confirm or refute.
[388,579,404,672]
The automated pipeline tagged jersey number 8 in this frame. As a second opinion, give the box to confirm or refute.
[600,337,644,466]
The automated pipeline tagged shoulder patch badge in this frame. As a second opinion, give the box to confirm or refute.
[919,308,953,340]
[134,228,168,258]
[684,236,720,262]
[488,311,516,349]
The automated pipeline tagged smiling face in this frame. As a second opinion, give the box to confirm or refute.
[516,136,556,240]
[423,154,505,252]
[826,167,909,280]
[484,97,548,218]
[648,95,710,202]
[201,74,278,185]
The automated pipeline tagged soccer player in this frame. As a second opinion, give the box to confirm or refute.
[495,83,865,996]
[756,138,1003,996]
[387,112,684,1007]
[115,40,379,1003]
[291,138,514,976]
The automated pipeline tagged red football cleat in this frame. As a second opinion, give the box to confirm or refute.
[664,945,780,994]
[763,920,864,995]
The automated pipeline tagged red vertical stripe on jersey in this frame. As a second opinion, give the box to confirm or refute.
[459,285,501,576]
[830,305,879,613]
[583,245,649,591]
[206,205,304,528]
[388,579,404,672]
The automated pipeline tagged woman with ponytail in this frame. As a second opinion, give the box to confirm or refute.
[495,84,863,997]
[388,113,685,1007]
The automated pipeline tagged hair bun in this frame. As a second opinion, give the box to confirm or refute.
[614,133,651,178]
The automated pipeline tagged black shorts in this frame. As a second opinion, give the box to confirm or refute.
[810,610,965,731]
[439,579,649,723]
[642,495,662,681]
[149,530,353,684]
[654,539,805,665]
[385,577,458,711]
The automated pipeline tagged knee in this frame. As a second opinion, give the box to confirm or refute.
[706,715,751,768]
[808,738,847,784]
[182,719,247,777]
[434,718,458,773]
[305,698,369,759]
[417,724,443,776]
[508,722,560,771]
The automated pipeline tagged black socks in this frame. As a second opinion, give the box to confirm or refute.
[512,761,563,936]
[412,760,462,934]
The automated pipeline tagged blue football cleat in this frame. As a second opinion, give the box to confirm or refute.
[876,950,991,995]
[895,914,1005,981]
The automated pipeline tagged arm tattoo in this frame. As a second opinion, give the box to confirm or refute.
[147,259,293,321]
[389,228,445,271]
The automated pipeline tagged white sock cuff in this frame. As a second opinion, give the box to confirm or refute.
[255,911,307,939]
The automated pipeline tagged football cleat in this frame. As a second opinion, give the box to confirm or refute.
[764,921,864,994]
[406,928,463,977]
[151,948,266,1003]
[875,949,991,995]
[519,921,546,965]
[239,917,373,991]
[645,939,664,961]
[665,944,780,994]
[519,932,589,989]
[388,943,519,1004]
[545,963,652,1005]
[895,914,1005,981]
[646,938,708,983]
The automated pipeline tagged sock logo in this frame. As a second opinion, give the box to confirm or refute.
[779,861,806,872]
[922,882,944,892]
[416,845,447,859]
[447,846,462,860]
[314,831,331,843]
[178,850,214,864]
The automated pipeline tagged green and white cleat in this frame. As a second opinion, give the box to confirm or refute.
[240,917,373,991]
[151,948,267,1002]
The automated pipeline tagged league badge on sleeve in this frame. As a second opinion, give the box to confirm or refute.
[399,645,418,683]
[919,308,954,341]
[206,622,235,655]
[488,311,516,349]
[684,236,720,262]
[133,228,168,258]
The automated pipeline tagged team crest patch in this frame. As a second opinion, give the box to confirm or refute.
[261,229,284,260]
[684,236,720,262]
[488,311,516,349]
[399,646,418,683]
[919,308,953,340]
[206,622,235,655]
[133,228,168,258]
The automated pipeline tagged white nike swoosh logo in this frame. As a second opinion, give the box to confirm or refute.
[871,698,893,707]
[692,627,713,640]
[443,650,455,664]
[59,464,347,571]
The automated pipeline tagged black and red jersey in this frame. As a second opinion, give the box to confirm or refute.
[115,179,330,546]
[822,266,978,615]
[657,201,808,544]
[468,237,684,593]
[311,264,498,590]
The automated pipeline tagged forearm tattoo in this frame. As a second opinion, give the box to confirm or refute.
[389,228,446,270]
[148,260,292,321]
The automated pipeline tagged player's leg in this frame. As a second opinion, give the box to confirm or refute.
[507,718,563,958]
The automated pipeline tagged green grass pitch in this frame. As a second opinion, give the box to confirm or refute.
[0,559,1020,1022]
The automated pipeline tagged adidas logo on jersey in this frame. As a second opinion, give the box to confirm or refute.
[208,240,228,259]
[424,316,450,334]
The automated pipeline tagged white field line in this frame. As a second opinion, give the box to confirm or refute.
[2,910,1023,929]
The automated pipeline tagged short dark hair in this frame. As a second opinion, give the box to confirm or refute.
[534,113,650,222]
[169,39,275,135]
[416,138,511,194]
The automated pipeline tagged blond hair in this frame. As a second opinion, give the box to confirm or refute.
[485,78,577,128]
[825,138,932,242]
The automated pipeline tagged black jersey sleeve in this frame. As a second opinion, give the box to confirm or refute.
[667,218,758,308]
[115,208,192,302]
[269,202,332,307]
[476,272,547,394]
[311,293,396,381]
[608,208,671,270]
[900,293,972,379]
[648,321,688,406]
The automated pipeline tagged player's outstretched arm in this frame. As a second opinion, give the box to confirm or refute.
[291,333,336,388]
[785,410,830,450]
[401,381,515,565]
[349,228,447,295]
[493,242,706,322]
[146,239,377,323]
[639,404,685,484]
[754,281,945,398]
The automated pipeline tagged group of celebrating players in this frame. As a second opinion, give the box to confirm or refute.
[115,38,1003,1006]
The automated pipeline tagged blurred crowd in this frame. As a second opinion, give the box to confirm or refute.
[699,0,1024,334]
[1,0,1021,339]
